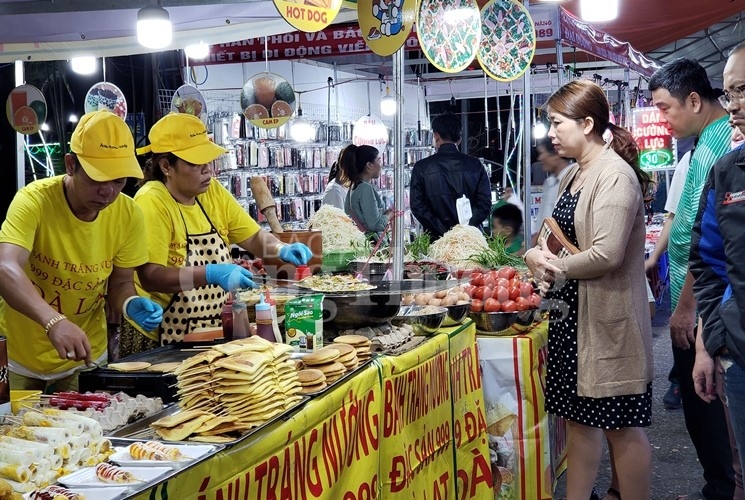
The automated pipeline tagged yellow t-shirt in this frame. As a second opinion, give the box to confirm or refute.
[0,176,147,376]
[133,179,260,338]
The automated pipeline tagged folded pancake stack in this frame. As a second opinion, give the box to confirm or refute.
[297,369,327,394]
[301,347,346,384]
[170,337,303,433]
[333,334,373,363]
[325,343,359,372]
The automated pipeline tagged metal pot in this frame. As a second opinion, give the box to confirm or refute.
[322,292,401,328]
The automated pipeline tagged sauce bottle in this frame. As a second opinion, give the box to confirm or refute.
[232,300,250,340]
[254,292,275,342]
[221,295,234,341]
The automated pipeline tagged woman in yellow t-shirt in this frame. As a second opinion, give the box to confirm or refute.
[122,113,312,354]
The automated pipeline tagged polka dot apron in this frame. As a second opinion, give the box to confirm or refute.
[159,199,230,345]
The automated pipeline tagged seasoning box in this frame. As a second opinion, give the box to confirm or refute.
[284,294,324,352]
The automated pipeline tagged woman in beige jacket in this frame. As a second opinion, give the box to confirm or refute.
[524,80,653,500]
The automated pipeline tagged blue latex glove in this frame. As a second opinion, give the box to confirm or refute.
[205,263,258,291]
[125,297,163,331]
[279,242,313,266]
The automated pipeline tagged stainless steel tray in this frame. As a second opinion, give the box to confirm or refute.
[109,396,309,447]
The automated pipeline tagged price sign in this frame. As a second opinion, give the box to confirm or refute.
[631,106,674,170]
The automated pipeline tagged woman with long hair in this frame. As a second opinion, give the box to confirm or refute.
[523,80,653,499]
[340,144,390,241]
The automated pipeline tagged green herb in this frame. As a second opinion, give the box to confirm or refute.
[468,234,524,269]
[406,233,431,260]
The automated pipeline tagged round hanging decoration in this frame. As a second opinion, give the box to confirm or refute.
[273,0,343,32]
[477,0,536,82]
[358,0,417,56]
[84,82,127,119]
[5,84,46,135]
[352,114,389,150]
[416,0,481,73]
[171,84,208,123]
[240,73,297,129]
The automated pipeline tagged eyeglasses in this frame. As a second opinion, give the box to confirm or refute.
[719,84,745,107]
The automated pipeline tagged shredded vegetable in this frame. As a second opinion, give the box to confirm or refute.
[307,205,367,251]
[428,225,489,268]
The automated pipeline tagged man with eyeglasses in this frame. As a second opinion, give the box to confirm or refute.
[692,41,745,500]
[650,58,735,500]
[0,110,163,392]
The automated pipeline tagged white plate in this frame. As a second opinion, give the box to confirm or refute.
[58,465,171,488]
[25,486,130,500]
[109,444,216,468]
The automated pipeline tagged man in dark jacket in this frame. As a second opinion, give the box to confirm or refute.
[691,41,745,493]
[409,113,492,239]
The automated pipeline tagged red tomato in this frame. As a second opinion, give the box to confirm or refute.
[471,299,483,313]
[483,274,496,288]
[463,284,476,298]
[519,282,534,298]
[509,285,521,301]
[469,272,484,287]
[496,277,510,289]
[473,286,493,301]
[483,298,501,312]
[529,293,542,308]
[501,300,517,313]
[494,286,510,303]
[498,266,517,280]
[487,270,501,281]
[515,296,531,311]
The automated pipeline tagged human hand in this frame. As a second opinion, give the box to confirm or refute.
[125,297,164,331]
[205,263,257,291]
[47,318,92,364]
[524,242,562,286]
[669,303,696,349]
[279,243,312,266]
[692,347,717,403]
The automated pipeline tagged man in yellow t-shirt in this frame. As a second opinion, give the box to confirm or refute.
[0,110,163,391]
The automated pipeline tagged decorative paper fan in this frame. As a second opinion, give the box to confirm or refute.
[416,0,481,73]
[477,0,536,82]
[5,84,46,135]
[240,73,296,130]
[84,82,127,119]
[171,84,208,123]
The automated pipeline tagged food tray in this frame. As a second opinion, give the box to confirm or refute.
[109,443,219,469]
[23,486,132,500]
[58,465,171,488]
[293,353,376,397]
[108,396,309,447]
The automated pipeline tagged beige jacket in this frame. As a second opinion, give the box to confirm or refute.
[553,146,653,398]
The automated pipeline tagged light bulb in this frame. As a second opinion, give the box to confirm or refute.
[69,114,78,123]
[290,109,315,142]
[70,56,97,75]
[580,0,619,22]
[137,6,172,50]
[41,123,50,132]
[533,122,547,139]
[380,86,396,116]
[185,41,209,60]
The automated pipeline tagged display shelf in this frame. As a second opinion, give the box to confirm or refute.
[209,113,431,230]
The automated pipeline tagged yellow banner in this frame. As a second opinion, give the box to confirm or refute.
[134,363,381,500]
[377,333,455,500]
[449,322,493,500]
[477,322,566,500]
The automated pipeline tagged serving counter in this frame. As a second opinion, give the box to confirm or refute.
[130,320,493,500]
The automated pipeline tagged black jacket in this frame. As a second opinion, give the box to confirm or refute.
[690,146,745,368]
[409,143,492,239]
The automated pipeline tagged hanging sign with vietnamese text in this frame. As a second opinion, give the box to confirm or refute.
[631,106,674,169]
[192,24,422,66]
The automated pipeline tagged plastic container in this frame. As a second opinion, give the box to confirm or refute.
[264,289,282,342]
[254,293,276,342]
[294,265,312,281]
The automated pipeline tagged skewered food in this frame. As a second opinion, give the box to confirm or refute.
[94,463,139,484]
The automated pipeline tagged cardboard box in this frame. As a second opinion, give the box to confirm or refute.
[284,294,324,352]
